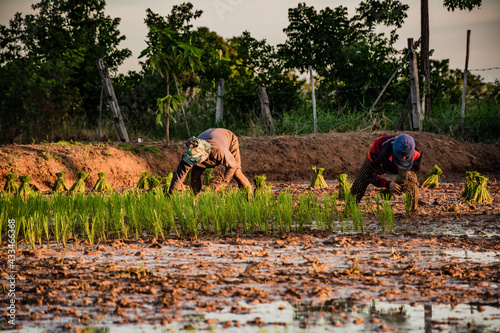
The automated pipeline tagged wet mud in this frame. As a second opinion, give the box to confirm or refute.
[2,180,500,332]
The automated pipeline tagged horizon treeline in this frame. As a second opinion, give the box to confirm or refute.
[0,1,498,145]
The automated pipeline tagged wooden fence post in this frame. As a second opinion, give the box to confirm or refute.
[216,78,224,124]
[256,87,274,135]
[96,58,130,142]
[461,30,471,132]
[309,66,318,133]
[408,39,422,132]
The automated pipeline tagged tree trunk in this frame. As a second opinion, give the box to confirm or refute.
[166,82,170,145]
[333,71,342,116]
[421,0,432,116]
[173,73,190,138]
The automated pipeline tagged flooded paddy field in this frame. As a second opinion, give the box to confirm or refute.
[2,180,500,333]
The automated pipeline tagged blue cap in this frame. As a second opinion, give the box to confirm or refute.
[392,134,415,170]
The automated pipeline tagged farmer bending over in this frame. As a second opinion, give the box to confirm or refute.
[351,134,423,203]
[168,128,252,195]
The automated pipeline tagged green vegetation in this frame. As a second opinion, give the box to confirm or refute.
[68,172,88,194]
[371,195,394,233]
[92,172,112,192]
[309,167,327,189]
[461,171,492,203]
[136,172,151,190]
[1,1,496,145]
[0,186,405,247]
[421,165,443,189]
[17,175,33,199]
[2,174,18,195]
[337,174,351,200]
[253,175,272,194]
[52,171,69,193]
[203,168,214,186]
[118,144,160,156]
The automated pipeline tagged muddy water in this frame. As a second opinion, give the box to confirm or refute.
[6,230,500,333]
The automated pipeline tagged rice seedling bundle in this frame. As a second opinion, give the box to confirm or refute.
[68,171,88,194]
[161,172,173,187]
[147,175,161,189]
[461,171,492,203]
[3,173,18,195]
[17,175,33,198]
[52,171,69,192]
[136,171,150,190]
[92,172,112,192]
[399,170,419,212]
[253,175,271,194]
[203,168,214,186]
[337,174,351,200]
[309,166,327,189]
[421,165,443,189]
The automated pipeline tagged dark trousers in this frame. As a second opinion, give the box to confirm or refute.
[350,158,373,203]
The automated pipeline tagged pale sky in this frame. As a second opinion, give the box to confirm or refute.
[1,0,500,82]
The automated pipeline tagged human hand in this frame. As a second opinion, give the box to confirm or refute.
[389,182,402,195]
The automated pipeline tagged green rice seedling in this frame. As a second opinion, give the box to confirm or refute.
[276,191,293,233]
[136,171,150,190]
[53,171,69,192]
[296,192,317,232]
[337,174,351,200]
[17,175,33,198]
[404,193,413,217]
[379,188,392,201]
[345,194,364,232]
[203,168,214,186]
[253,174,272,194]
[461,171,492,203]
[68,171,88,194]
[92,172,112,192]
[321,193,338,232]
[309,166,327,189]
[3,173,18,195]
[371,195,394,232]
[421,165,443,189]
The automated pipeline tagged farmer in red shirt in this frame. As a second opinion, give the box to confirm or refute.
[351,134,423,202]
[168,128,252,195]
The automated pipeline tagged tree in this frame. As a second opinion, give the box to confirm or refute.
[420,0,482,116]
[279,1,408,115]
[140,4,204,143]
[0,0,131,143]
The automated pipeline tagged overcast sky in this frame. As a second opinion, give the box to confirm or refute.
[1,0,500,82]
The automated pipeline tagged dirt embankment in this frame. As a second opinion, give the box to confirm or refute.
[1,131,499,192]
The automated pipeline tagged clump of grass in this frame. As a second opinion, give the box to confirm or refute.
[421,165,443,189]
[52,171,69,192]
[68,172,88,194]
[203,168,214,186]
[309,166,327,188]
[337,174,351,200]
[3,173,18,195]
[17,175,33,198]
[461,171,492,203]
[136,171,150,190]
[253,175,271,194]
[92,172,112,192]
